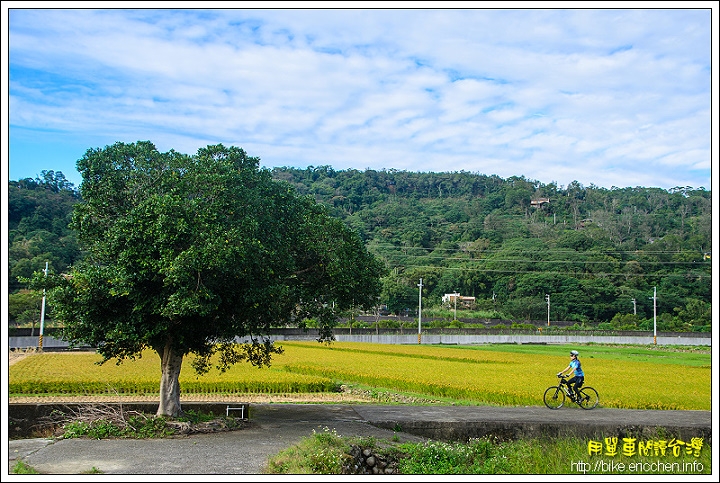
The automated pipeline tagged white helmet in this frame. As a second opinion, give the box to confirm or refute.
[570,350,579,356]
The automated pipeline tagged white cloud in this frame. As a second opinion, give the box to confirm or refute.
[5,5,714,190]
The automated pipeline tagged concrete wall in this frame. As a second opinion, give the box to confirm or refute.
[8,402,249,438]
[247,329,711,346]
[332,333,711,346]
[10,336,92,350]
[10,332,710,351]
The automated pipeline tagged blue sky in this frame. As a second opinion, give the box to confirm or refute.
[3,3,717,191]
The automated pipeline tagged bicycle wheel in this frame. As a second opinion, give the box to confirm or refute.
[577,386,599,409]
[543,385,565,409]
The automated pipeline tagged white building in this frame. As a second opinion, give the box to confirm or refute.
[442,293,476,308]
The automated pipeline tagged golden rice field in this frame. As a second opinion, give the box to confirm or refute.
[8,341,711,410]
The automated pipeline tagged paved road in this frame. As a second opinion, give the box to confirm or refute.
[7,404,428,475]
[6,404,713,476]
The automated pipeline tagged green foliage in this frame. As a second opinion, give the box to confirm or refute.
[23,142,384,415]
[8,171,81,293]
[609,313,639,330]
[425,318,451,329]
[7,287,57,331]
[47,142,381,356]
[265,427,351,474]
[63,419,124,439]
[376,319,401,329]
[380,277,418,315]
[61,415,175,439]
[272,168,711,330]
[129,415,175,439]
[394,438,509,474]
[11,460,40,474]
[53,406,245,441]
[176,409,220,423]
[674,299,711,328]
[267,432,712,475]
[81,467,104,474]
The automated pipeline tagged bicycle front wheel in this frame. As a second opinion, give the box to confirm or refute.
[544,385,565,409]
[577,386,599,409]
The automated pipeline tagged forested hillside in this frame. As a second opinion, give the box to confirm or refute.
[8,171,82,331]
[270,167,712,331]
[7,167,712,332]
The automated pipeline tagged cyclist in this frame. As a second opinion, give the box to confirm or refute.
[558,350,584,401]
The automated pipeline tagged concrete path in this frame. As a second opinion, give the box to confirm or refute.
[6,404,712,476]
[6,404,428,475]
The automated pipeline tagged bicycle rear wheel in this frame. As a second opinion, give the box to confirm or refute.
[577,386,599,409]
[543,385,565,409]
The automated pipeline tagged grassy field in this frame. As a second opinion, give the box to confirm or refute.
[9,341,710,410]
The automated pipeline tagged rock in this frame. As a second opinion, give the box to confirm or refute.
[343,444,400,475]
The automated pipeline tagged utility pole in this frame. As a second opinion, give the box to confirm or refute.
[631,298,637,315]
[38,261,48,351]
[545,294,550,327]
[652,287,657,345]
[417,278,423,344]
[375,297,380,335]
[453,291,459,321]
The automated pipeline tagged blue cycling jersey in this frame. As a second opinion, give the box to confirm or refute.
[570,359,584,377]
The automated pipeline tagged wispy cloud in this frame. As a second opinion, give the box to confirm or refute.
[6,5,713,190]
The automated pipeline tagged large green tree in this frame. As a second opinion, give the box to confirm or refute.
[30,141,384,416]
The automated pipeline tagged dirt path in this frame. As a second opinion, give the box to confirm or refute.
[8,350,30,366]
[9,393,377,404]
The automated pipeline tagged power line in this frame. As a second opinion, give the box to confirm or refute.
[368,243,708,256]
[382,264,709,279]
[374,254,707,266]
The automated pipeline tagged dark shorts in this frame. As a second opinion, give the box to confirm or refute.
[568,376,584,389]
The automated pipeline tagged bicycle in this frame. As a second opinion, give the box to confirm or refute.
[543,374,599,410]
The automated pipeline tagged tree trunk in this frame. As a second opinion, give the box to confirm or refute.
[157,341,184,417]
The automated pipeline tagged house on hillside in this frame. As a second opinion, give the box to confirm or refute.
[530,197,550,207]
[442,293,476,309]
